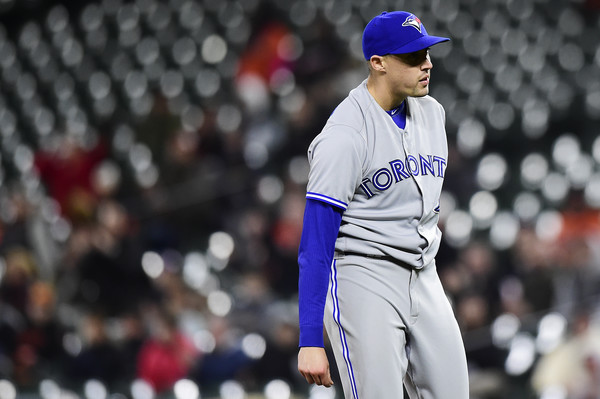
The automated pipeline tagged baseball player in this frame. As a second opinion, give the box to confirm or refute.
[297,11,469,398]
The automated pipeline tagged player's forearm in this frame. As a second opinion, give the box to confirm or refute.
[298,198,343,347]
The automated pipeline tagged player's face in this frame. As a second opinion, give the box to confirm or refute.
[384,49,433,99]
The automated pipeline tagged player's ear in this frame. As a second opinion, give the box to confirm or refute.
[369,55,386,73]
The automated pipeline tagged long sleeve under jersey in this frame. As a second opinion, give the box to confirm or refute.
[298,198,343,347]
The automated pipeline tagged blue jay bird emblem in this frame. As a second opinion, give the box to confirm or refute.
[402,15,422,32]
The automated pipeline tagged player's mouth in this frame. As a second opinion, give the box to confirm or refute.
[419,76,430,86]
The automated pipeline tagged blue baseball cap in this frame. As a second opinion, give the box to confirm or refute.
[362,11,450,60]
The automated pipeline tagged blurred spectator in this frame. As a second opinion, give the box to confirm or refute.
[0,188,32,252]
[160,129,201,186]
[234,209,271,273]
[254,314,302,390]
[65,312,122,386]
[532,310,600,398]
[0,185,61,280]
[148,259,200,318]
[12,282,65,387]
[266,189,304,296]
[34,134,107,224]
[0,247,37,314]
[509,228,555,315]
[440,241,503,316]
[230,271,274,333]
[115,310,146,382]
[0,300,24,379]
[190,315,254,390]
[552,194,600,317]
[237,5,294,89]
[458,292,507,373]
[59,199,157,316]
[136,307,198,393]
[90,160,122,201]
[553,235,598,318]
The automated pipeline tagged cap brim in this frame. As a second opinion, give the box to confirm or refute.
[389,35,450,55]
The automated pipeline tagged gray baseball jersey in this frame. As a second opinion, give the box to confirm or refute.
[306,79,447,268]
[305,79,468,398]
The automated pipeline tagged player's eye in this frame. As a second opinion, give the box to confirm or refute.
[391,49,430,67]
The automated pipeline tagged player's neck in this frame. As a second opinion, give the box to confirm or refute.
[366,75,406,112]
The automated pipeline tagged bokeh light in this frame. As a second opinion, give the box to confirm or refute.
[182,252,210,291]
[130,379,155,399]
[476,153,507,191]
[469,190,497,229]
[552,133,580,171]
[207,290,233,317]
[39,379,61,399]
[535,210,563,242]
[83,379,107,399]
[541,172,569,205]
[309,384,337,399]
[513,191,542,222]
[520,153,548,189]
[219,380,246,399]
[584,173,600,208]
[444,210,473,248]
[264,380,291,399]
[456,117,485,157]
[536,312,567,355]
[141,251,164,279]
[193,330,216,354]
[492,313,521,349]
[489,211,519,250]
[0,380,17,399]
[173,379,200,399]
[505,333,536,376]
[201,34,227,64]
[241,333,267,359]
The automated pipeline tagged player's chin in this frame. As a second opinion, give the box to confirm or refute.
[412,87,429,97]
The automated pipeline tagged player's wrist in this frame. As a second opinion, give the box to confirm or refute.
[299,325,325,348]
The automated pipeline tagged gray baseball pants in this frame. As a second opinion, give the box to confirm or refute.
[324,255,469,398]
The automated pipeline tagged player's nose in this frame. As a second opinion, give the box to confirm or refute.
[422,56,433,70]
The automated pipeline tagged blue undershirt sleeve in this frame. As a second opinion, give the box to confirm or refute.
[298,198,343,348]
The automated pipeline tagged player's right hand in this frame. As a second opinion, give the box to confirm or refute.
[298,346,334,387]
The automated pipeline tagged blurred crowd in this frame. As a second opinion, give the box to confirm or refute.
[0,0,599,398]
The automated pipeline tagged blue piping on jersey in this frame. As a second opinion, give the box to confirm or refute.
[306,192,348,210]
[330,260,359,399]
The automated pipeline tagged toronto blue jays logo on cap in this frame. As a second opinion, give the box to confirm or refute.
[402,15,422,33]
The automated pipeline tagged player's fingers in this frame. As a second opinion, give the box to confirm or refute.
[301,372,316,385]
[314,371,334,387]
[304,372,328,386]
[322,369,334,387]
